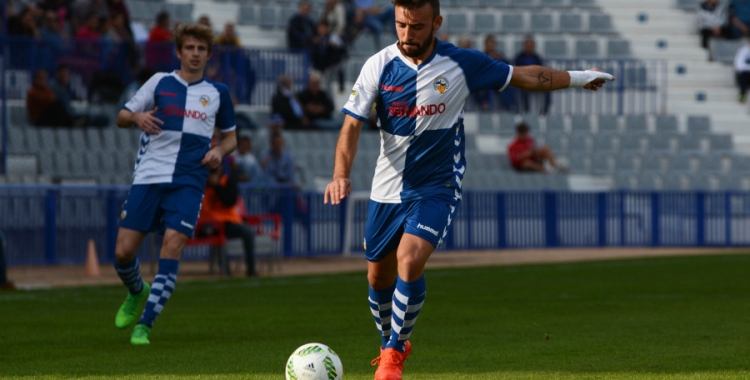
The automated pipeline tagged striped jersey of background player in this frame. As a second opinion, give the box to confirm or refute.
[112,23,237,346]
[323,0,615,379]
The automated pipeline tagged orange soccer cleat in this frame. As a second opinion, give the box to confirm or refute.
[371,341,412,380]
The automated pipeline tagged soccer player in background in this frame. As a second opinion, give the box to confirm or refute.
[322,0,614,378]
[112,24,237,345]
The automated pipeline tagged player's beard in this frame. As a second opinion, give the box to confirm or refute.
[399,27,435,58]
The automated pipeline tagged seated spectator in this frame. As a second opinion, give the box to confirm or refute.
[457,35,473,49]
[198,164,258,277]
[735,37,750,102]
[699,0,731,50]
[437,31,450,42]
[507,122,563,173]
[233,135,265,183]
[146,11,174,71]
[287,0,316,50]
[474,35,513,112]
[26,69,77,127]
[271,74,309,130]
[515,36,550,114]
[148,11,172,42]
[297,74,338,129]
[75,12,101,39]
[51,64,109,126]
[216,22,241,47]
[198,14,213,31]
[322,0,347,39]
[267,113,286,133]
[8,7,40,37]
[731,0,750,38]
[352,0,394,49]
[311,20,346,91]
[260,131,298,187]
[71,0,108,33]
[0,231,13,291]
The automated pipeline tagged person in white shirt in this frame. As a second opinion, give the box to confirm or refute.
[735,37,750,103]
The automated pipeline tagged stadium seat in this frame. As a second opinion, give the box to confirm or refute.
[615,153,638,173]
[445,13,468,33]
[590,152,612,176]
[655,115,678,133]
[700,154,724,174]
[575,39,600,59]
[624,115,648,133]
[477,112,497,134]
[511,0,539,7]
[570,0,597,8]
[607,39,631,59]
[530,13,555,33]
[568,132,590,153]
[24,128,41,153]
[641,153,665,173]
[592,134,614,152]
[710,39,743,64]
[543,132,567,153]
[619,134,644,153]
[544,115,565,133]
[279,8,297,29]
[649,134,675,154]
[484,0,511,6]
[566,153,589,174]
[543,39,568,60]
[239,6,257,26]
[540,0,567,8]
[596,115,619,134]
[570,115,592,134]
[707,134,733,153]
[559,13,585,34]
[668,154,692,173]
[589,14,616,34]
[638,173,661,190]
[502,13,526,34]
[676,0,701,11]
[7,128,24,154]
[687,115,711,134]
[473,14,496,34]
[677,134,702,153]
[259,7,277,29]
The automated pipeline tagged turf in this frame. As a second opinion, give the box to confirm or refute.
[2,254,750,379]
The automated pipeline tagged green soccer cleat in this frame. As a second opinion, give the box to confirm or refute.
[130,323,151,345]
[115,281,151,329]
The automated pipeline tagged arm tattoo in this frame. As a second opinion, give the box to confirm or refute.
[537,71,551,89]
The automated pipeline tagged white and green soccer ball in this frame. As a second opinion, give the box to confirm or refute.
[285,342,344,380]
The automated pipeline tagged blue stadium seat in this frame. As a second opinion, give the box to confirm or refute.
[570,115,592,134]
[559,13,585,34]
[544,115,565,133]
[445,13,468,33]
[568,132,590,153]
[543,39,568,59]
[512,0,539,7]
[540,0,567,8]
[619,134,644,153]
[701,154,724,174]
[592,134,614,152]
[707,134,733,153]
[502,13,526,34]
[649,134,675,154]
[259,7,277,29]
[669,154,692,173]
[624,115,648,133]
[473,14,497,34]
[566,153,589,174]
[590,152,612,176]
[607,39,631,59]
[615,154,638,173]
[530,13,555,33]
[570,0,597,8]
[589,14,615,34]
[575,39,600,59]
[655,115,678,133]
[596,115,619,134]
[687,115,711,134]
[677,134,702,153]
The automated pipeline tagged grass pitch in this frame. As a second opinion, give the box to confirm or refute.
[2,253,750,379]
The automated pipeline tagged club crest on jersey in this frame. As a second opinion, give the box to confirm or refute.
[120,210,127,220]
[199,95,210,107]
[348,87,359,103]
[434,76,449,94]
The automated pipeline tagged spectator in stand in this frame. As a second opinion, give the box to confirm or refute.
[233,135,265,183]
[198,14,213,31]
[730,0,750,38]
[216,22,241,47]
[474,35,513,112]
[148,11,173,42]
[437,31,450,42]
[271,74,309,130]
[311,20,346,91]
[515,36,550,114]
[26,69,76,127]
[119,68,156,110]
[297,74,337,129]
[8,7,40,37]
[287,0,316,50]
[40,0,73,37]
[50,64,109,126]
[699,0,731,51]
[507,122,562,173]
[457,35,473,49]
[0,231,13,291]
[199,161,258,277]
[71,0,108,33]
[322,0,347,38]
[260,131,298,187]
[267,113,286,134]
[735,37,750,103]
[75,12,100,39]
[353,0,394,49]
[40,10,63,39]
[146,11,174,71]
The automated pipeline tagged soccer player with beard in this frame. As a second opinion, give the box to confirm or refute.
[323,0,614,378]
[112,24,237,345]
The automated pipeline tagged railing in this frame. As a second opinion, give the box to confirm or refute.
[466,59,668,115]
[2,36,310,106]
[2,185,749,266]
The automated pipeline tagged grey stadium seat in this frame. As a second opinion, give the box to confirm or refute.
[473,14,496,34]
[624,115,648,133]
[540,0,567,8]
[640,153,664,173]
[445,13,468,33]
[677,0,701,10]
[589,14,616,34]
[700,154,723,173]
[607,39,631,59]
[502,13,526,34]
[649,134,674,153]
[687,115,711,133]
[568,132,590,153]
[575,39,600,59]
[530,13,555,33]
[559,13,585,34]
[678,134,702,153]
[708,134,733,153]
[239,6,256,26]
[597,115,619,134]
[570,115,592,134]
[544,115,565,133]
[619,134,644,153]
[544,39,568,59]
[655,115,678,133]
[543,132,567,153]
[511,0,539,7]
[259,7,277,29]
[570,0,597,8]
[669,154,692,173]
[592,134,614,152]
[710,39,744,64]
[566,154,589,174]
[591,152,612,176]
[615,154,638,173]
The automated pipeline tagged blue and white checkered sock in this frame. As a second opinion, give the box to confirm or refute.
[114,258,144,295]
[368,282,396,349]
[139,258,179,328]
[385,275,426,353]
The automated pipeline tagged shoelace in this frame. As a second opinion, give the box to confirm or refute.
[370,351,403,369]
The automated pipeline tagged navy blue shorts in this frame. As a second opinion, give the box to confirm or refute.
[364,194,461,262]
[119,183,204,237]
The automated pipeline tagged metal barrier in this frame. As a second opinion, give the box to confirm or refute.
[3,185,749,266]
[2,36,310,106]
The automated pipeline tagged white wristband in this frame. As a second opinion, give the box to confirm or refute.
[568,70,614,88]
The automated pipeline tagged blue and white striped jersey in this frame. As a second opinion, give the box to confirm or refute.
[124,72,236,189]
[343,39,513,203]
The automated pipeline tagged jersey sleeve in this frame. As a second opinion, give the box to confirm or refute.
[216,86,237,132]
[342,56,381,122]
[123,73,164,113]
[454,49,514,93]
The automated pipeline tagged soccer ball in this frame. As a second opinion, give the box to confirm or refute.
[285,342,344,380]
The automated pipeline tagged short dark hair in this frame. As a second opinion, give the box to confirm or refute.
[516,122,529,134]
[391,0,440,17]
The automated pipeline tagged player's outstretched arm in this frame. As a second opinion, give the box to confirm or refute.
[509,66,615,92]
[324,115,364,205]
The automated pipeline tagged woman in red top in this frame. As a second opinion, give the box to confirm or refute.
[507,122,561,172]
